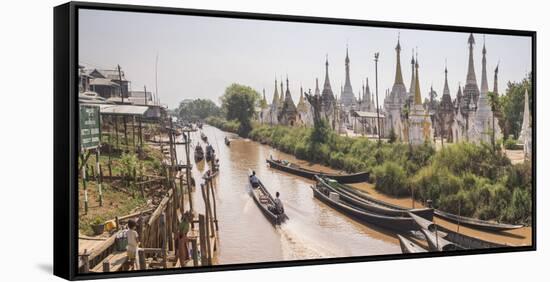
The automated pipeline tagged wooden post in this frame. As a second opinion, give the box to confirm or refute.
[108,128,113,180]
[191,238,198,266]
[160,213,167,268]
[139,117,143,149]
[82,156,88,213]
[208,179,219,231]
[99,164,104,184]
[138,249,146,270]
[200,184,212,264]
[179,170,185,212]
[132,116,136,149]
[198,214,207,266]
[123,116,128,150]
[115,116,119,150]
[81,249,90,273]
[185,131,194,227]
[205,182,215,235]
[96,149,103,207]
[102,261,110,272]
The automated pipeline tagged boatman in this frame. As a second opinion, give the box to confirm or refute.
[274,192,284,214]
[250,171,260,188]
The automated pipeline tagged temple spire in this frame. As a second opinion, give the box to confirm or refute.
[272,78,279,106]
[463,33,480,109]
[341,45,355,106]
[443,63,450,96]
[480,36,489,97]
[414,53,422,105]
[409,49,416,96]
[493,63,499,94]
[321,55,335,102]
[314,77,320,95]
[467,33,477,84]
[394,34,404,85]
[280,78,284,101]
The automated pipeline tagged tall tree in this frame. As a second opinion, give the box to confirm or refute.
[501,73,532,139]
[220,83,260,136]
[177,98,221,121]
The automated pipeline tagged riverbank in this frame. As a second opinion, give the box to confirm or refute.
[205,118,532,226]
[78,128,167,236]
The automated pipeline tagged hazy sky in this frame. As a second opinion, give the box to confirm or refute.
[79,9,532,109]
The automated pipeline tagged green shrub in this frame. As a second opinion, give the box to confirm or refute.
[372,161,409,197]
[504,138,518,150]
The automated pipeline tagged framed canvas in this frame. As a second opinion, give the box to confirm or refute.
[54,1,536,280]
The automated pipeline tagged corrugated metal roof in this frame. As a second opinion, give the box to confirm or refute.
[96,104,149,116]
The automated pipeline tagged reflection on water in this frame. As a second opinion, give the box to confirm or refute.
[176,125,400,265]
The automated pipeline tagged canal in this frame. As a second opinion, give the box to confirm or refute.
[176,125,401,265]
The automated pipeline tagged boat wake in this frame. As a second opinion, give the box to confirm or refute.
[278,220,339,260]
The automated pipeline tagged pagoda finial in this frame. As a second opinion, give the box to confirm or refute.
[414,51,422,105]
[396,32,401,52]
[468,33,475,47]
[286,75,289,91]
[493,61,500,94]
[480,36,489,96]
[393,34,404,85]
[466,33,478,86]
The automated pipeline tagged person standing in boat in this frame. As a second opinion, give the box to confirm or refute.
[250,171,260,188]
[273,192,284,215]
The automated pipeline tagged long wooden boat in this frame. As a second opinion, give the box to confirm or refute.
[317,176,434,221]
[436,225,510,249]
[331,181,519,234]
[267,157,369,183]
[397,234,427,254]
[311,184,417,232]
[248,171,288,225]
[420,228,460,251]
[194,144,204,162]
[205,146,215,162]
[408,212,508,249]
[434,209,523,232]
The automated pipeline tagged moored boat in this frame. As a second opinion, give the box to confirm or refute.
[311,183,417,233]
[408,212,508,249]
[205,144,215,162]
[336,181,523,233]
[434,209,523,232]
[194,143,204,162]
[248,170,288,225]
[267,157,369,183]
[316,176,434,221]
[397,234,427,254]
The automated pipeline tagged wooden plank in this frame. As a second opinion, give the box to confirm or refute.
[148,189,173,226]
[90,252,127,273]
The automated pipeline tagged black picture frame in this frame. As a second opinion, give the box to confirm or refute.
[54,1,537,280]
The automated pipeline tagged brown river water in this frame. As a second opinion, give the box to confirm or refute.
[175,125,531,265]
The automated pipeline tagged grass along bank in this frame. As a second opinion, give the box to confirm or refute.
[78,130,166,236]
[207,118,531,225]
